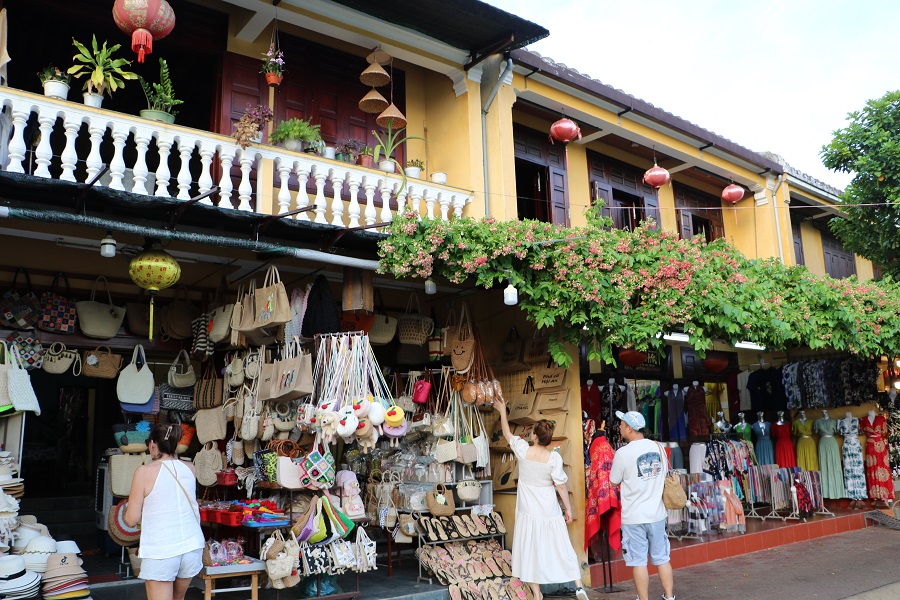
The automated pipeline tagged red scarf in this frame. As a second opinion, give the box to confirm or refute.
[585,435,621,551]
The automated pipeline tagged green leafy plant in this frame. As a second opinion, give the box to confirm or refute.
[336,138,364,161]
[232,104,273,150]
[372,120,424,168]
[360,146,374,157]
[139,58,183,115]
[270,117,324,153]
[37,66,70,85]
[406,158,425,169]
[68,35,137,96]
[378,207,900,367]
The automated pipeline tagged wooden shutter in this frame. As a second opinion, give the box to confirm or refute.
[549,167,569,226]
[592,181,614,224]
[218,52,267,138]
[792,223,805,265]
[643,191,660,227]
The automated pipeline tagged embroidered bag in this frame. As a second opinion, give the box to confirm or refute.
[38,272,77,334]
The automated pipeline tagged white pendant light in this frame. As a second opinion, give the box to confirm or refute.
[100,232,117,258]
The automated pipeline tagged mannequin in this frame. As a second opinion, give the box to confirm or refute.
[772,410,796,468]
[860,408,893,506]
[814,410,845,499]
[752,412,775,465]
[837,411,867,508]
[581,378,602,422]
[714,412,732,435]
[793,409,818,472]
[733,412,752,442]
[889,388,898,403]
[867,409,876,426]
[598,379,626,447]
[685,381,709,437]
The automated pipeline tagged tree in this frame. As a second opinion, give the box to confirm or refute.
[821,90,900,279]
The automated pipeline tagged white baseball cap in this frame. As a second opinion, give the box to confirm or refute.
[615,410,646,430]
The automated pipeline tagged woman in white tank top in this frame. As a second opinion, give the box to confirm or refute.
[125,424,205,600]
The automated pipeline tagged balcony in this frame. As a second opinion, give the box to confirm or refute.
[0,88,473,226]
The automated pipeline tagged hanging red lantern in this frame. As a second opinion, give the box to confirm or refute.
[721,183,745,205]
[112,0,176,63]
[618,349,648,368]
[643,163,671,188]
[702,352,730,373]
[549,118,581,144]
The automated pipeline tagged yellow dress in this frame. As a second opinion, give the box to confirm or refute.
[792,418,818,472]
[704,382,725,421]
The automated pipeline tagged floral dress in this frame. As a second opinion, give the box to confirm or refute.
[837,418,867,500]
[861,414,894,501]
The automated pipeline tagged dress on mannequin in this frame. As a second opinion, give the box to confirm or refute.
[599,383,626,448]
[861,412,894,501]
[792,416,818,472]
[705,382,725,421]
[689,443,707,474]
[772,420,797,468]
[581,380,602,423]
[753,420,775,465]
[814,415,845,499]
[837,415,867,501]
[667,442,684,471]
[685,384,709,437]
[667,386,686,442]
[733,421,752,442]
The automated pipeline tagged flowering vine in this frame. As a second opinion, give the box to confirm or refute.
[378,211,900,367]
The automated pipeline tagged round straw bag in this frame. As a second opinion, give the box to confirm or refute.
[425,483,455,516]
[397,294,434,346]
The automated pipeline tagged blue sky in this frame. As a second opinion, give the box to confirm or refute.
[488,0,899,190]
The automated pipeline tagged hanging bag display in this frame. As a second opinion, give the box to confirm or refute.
[82,346,123,379]
[497,327,528,373]
[159,383,194,412]
[301,433,336,490]
[253,265,291,330]
[38,272,77,334]
[109,452,150,497]
[1,268,40,330]
[125,289,155,338]
[193,441,223,487]
[450,303,475,373]
[117,345,155,405]
[5,343,42,415]
[441,306,457,357]
[456,465,482,502]
[194,361,224,409]
[208,277,235,344]
[397,294,433,346]
[283,286,307,342]
[42,342,82,376]
[5,332,43,370]
[493,453,519,491]
[195,404,227,443]
[524,330,551,365]
[268,337,314,402]
[76,276,126,339]
[658,442,688,510]
[168,349,197,388]
[368,291,397,346]
[160,286,200,340]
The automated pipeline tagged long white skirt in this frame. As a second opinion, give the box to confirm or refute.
[511,481,581,584]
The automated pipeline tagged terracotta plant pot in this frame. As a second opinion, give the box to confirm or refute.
[357,154,375,169]
[266,73,283,86]
[618,349,648,368]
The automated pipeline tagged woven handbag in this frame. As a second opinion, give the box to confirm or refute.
[160,287,200,340]
[6,332,43,371]
[425,483,455,516]
[301,433,335,490]
[117,345,155,405]
[658,442,687,509]
[76,277,126,339]
[82,346,123,379]
[193,362,224,409]
[37,272,77,334]
[194,441,222,487]
[125,290,155,338]
[208,277,235,344]
[5,343,41,414]
[42,342,81,376]
[109,453,149,497]
[168,349,196,388]
[159,383,194,412]
[449,303,475,374]
[456,465,482,502]
[397,294,434,346]
[195,406,227,443]
[497,327,528,373]
[0,268,40,330]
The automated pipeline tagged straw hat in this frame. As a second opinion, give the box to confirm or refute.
[376,104,407,129]
[358,88,389,114]
[53,542,80,556]
[0,466,23,487]
[0,556,41,596]
[360,62,390,87]
[106,501,140,547]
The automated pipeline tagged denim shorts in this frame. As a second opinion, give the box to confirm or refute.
[621,519,670,567]
[138,549,203,581]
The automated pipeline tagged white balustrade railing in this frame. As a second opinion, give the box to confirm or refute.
[0,88,473,225]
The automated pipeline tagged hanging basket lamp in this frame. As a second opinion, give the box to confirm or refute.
[722,183,745,204]
[549,117,581,144]
[376,103,407,129]
[359,88,389,114]
[128,243,181,340]
[112,0,176,63]
[360,62,390,87]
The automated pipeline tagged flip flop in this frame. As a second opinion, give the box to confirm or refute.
[450,585,463,600]
[461,514,480,537]
[484,556,504,578]
[489,511,507,534]
[433,517,449,541]
[471,513,489,535]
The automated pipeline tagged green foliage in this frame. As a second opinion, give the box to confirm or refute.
[406,158,425,169]
[270,117,323,152]
[68,35,137,97]
[821,90,900,279]
[37,65,70,85]
[139,58,183,115]
[379,211,900,367]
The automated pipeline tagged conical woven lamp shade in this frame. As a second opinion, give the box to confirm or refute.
[360,62,390,87]
[359,88,389,114]
[376,103,407,129]
[366,48,392,65]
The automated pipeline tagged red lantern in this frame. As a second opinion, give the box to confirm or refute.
[721,184,744,205]
[643,163,671,188]
[618,349,648,368]
[549,118,581,144]
[702,352,730,373]
[112,0,176,63]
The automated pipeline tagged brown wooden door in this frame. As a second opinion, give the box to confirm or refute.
[218,52,268,138]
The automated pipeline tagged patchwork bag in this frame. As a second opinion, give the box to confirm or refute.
[301,434,335,490]
[6,332,43,370]
[76,276,126,339]
[0,268,40,330]
[37,272,77,334]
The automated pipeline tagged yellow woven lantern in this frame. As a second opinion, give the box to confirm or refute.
[128,243,181,340]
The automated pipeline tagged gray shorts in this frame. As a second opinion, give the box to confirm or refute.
[621,519,670,567]
[138,549,203,581]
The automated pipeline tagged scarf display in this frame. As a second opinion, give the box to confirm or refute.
[585,434,620,552]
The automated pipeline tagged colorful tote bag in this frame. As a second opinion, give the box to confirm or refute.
[38,273,77,334]
[301,434,335,490]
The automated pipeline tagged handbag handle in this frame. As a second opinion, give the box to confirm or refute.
[90,276,115,306]
[506,327,519,342]
[457,303,471,340]
[49,272,72,295]
[405,293,421,315]
[264,265,282,287]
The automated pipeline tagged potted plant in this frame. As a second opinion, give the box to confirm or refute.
[372,120,425,174]
[269,117,324,153]
[431,171,448,184]
[335,139,363,163]
[232,104,273,149]
[37,66,71,100]
[357,146,375,169]
[405,158,424,179]
[68,35,137,108]
[138,58,182,125]
[260,42,285,86]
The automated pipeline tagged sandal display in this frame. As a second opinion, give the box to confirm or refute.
[489,511,507,534]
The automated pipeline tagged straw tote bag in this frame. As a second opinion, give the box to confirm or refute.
[109,453,150,497]
[42,342,82,376]
[368,292,397,346]
[76,276,126,339]
[397,294,433,346]
[658,442,687,509]
[208,278,235,344]
[497,327,528,373]
[117,345,155,405]
[425,483,455,516]
[253,265,291,330]
[194,441,223,487]
[6,344,42,415]
[268,337,313,402]
[195,405,227,444]
[449,303,475,374]
[82,346,123,379]
[194,362,224,409]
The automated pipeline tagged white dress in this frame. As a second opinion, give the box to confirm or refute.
[509,436,581,584]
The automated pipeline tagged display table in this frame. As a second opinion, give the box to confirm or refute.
[199,561,266,600]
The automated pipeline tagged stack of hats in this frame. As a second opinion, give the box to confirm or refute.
[42,553,90,600]
[22,536,56,573]
[0,555,41,600]
[0,465,25,499]
[0,492,19,552]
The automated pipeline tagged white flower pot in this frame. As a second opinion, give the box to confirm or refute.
[323,146,336,160]
[83,92,103,108]
[430,171,447,184]
[283,138,302,152]
[140,109,175,124]
[42,80,69,100]
[379,160,395,173]
[405,167,421,179]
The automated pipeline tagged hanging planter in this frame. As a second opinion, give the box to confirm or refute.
[265,73,283,86]
[260,16,284,86]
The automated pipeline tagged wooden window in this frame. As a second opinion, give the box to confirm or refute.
[514,125,568,225]
[674,184,724,242]
[792,223,805,266]
[587,151,660,231]
[821,230,856,279]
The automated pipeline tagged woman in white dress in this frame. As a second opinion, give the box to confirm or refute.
[494,398,588,600]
